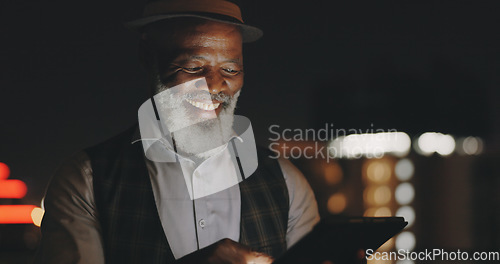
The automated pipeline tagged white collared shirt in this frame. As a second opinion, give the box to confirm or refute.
[139,129,320,259]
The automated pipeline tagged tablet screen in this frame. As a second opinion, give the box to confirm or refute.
[274,217,408,264]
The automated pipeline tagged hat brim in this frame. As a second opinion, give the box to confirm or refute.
[124,14,263,43]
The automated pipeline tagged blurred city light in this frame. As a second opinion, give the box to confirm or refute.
[0,162,10,179]
[374,207,392,216]
[0,179,28,199]
[456,136,484,155]
[0,162,44,226]
[374,186,392,205]
[395,159,414,181]
[396,206,415,228]
[0,205,37,224]
[323,162,343,185]
[364,207,377,216]
[365,160,392,183]
[416,132,455,156]
[396,231,416,251]
[364,206,394,217]
[31,207,44,227]
[395,183,415,205]
[364,185,392,206]
[396,260,415,264]
[0,163,27,199]
[329,132,411,159]
[463,136,483,155]
[327,193,347,214]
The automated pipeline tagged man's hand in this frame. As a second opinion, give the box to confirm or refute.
[176,238,273,264]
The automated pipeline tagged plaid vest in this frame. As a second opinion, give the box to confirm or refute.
[86,126,289,263]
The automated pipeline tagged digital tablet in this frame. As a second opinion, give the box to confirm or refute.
[274,217,408,264]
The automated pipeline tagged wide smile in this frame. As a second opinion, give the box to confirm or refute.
[186,99,221,111]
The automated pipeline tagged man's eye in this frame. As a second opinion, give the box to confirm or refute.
[182,67,203,73]
[222,68,240,75]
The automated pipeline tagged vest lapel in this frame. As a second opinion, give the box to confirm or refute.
[239,148,289,258]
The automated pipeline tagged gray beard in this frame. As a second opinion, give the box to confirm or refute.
[154,77,240,160]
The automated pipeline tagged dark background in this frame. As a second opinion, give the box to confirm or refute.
[2,0,500,261]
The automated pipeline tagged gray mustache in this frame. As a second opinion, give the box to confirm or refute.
[187,91,233,107]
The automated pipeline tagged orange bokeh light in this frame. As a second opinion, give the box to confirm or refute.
[0,162,10,180]
[0,205,37,224]
[0,179,28,199]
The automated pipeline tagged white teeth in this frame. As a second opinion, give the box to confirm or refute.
[186,99,220,111]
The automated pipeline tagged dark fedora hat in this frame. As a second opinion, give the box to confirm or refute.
[125,0,263,42]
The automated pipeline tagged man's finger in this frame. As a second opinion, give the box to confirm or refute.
[245,251,273,264]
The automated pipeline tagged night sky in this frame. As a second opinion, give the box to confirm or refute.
[2,0,500,202]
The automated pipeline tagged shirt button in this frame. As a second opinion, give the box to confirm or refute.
[199,219,206,228]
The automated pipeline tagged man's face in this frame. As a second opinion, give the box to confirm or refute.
[144,19,244,157]
[152,20,244,117]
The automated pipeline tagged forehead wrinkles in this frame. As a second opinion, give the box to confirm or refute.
[181,35,242,58]
[168,30,242,65]
[146,20,243,68]
[177,25,242,50]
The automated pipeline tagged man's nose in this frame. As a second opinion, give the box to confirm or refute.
[204,70,228,95]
